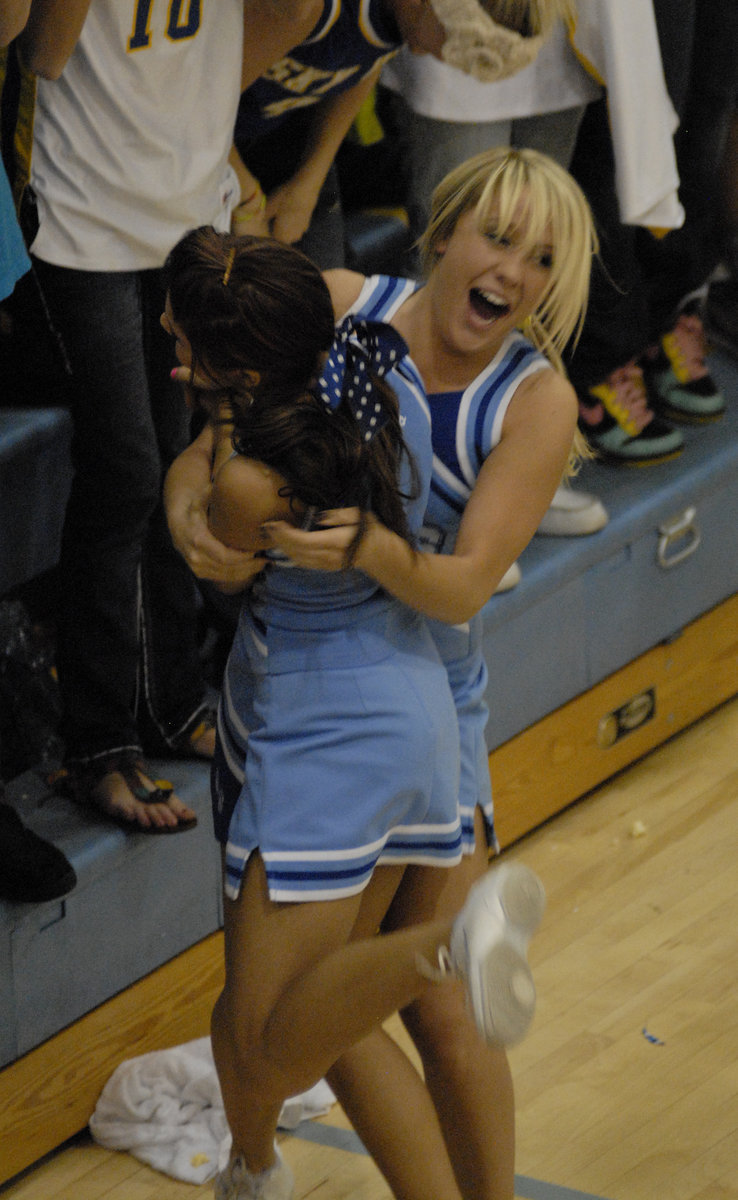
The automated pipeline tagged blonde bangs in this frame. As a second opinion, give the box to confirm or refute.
[469,150,596,363]
[419,145,597,476]
[420,146,597,375]
[520,162,596,360]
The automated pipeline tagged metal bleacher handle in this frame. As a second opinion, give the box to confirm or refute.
[657,506,701,569]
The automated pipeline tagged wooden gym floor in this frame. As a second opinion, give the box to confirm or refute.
[2,692,736,1199]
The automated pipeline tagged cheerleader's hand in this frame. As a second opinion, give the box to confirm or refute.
[169,489,264,588]
[165,429,264,589]
[171,365,214,390]
[170,366,226,420]
[263,507,366,571]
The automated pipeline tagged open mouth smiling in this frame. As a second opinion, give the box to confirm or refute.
[469,286,511,321]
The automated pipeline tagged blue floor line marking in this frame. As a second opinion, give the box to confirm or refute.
[288,1120,366,1156]
[514,1178,612,1200]
[287,1120,614,1200]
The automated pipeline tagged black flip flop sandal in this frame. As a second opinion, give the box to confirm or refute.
[55,752,198,835]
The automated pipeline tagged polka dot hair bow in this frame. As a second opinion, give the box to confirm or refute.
[313,316,409,443]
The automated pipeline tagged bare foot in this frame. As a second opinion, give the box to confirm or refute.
[88,765,197,832]
[190,721,216,758]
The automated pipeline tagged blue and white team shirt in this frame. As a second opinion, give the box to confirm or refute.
[420,330,551,554]
[214,301,463,903]
[424,324,550,851]
[345,276,551,551]
[347,276,552,854]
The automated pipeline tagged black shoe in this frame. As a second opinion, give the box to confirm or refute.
[0,803,77,903]
[640,306,726,422]
[577,360,684,464]
[704,278,738,362]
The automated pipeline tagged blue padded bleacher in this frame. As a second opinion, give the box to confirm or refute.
[0,406,219,1069]
[481,350,738,749]
[0,407,73,595]
[0,759,218,1069]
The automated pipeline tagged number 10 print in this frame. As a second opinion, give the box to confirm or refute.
[128,0,201,50]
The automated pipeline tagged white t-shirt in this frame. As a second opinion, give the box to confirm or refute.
[382,1,682,231]
[381,21,601,122]
[571,0,682,229]
[31,0,243,271]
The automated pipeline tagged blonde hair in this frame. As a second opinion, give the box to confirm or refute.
[483,0,577,37]
[418,146,598,470]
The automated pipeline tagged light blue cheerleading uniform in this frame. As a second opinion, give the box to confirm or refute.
[212,311,461,903]
[344,277,551,855]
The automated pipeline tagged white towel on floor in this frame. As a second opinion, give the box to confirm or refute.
[89,1037,335,1184]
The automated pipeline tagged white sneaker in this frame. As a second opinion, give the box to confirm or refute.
[449,863,545,1046]
[494,560,521,593]
[537,485,608,536]
[215,1146,294,1200]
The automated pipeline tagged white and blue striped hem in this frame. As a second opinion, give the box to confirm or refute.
[225,820,463,902]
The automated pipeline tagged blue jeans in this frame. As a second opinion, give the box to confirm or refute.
[378,90,586,243]
[643,0,738,317]
[32,259,208,764]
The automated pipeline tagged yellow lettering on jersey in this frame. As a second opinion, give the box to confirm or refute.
[262,65,360,118]
[310,66,359,95]
[263,94,321,119]
[264,58,358,97]
[287,64,334,95]
[266,57,302,85]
